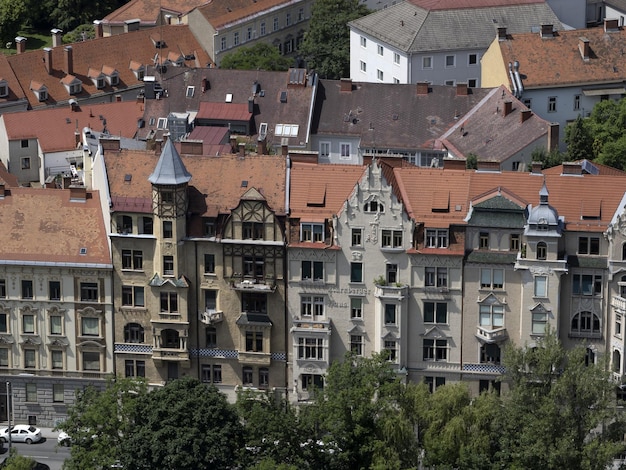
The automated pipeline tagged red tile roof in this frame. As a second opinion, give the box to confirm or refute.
[409,0,544,8]
[197,102,252,121]
[103,0,207,25]
[2,101,144,153]
[196,0,295,29]
[0,187,110,265]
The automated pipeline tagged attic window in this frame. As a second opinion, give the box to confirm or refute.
[79,248,87,255]
[65,118,71,124]
[225,93,233,103]
[0,80,8,98]
[280,91,287,103]
[107,73,119,86]
[96,78,105,89]
[157,118,167,129]
[186,86,194,98]
[274,124,299,137]
[241,180,248,187]
[149,117,156,126]
[124,174,132,182]
[69,83,82,95]
[37,90,47,101]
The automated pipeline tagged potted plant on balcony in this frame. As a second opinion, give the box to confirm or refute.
[229,273,242,287]
[373,275,388,286]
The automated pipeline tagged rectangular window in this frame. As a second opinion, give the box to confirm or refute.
[468,78,477,88]
[445,55,455,67]
[301,223,324,242]
[204,254,215,274]
[426,229,448,248]
[532,311,547,334]
[479,232,489,249]
[133,250,143,270]
[350,297,363,318]
[50,315,62,335]
[213,365,222,383]
[83,351,100,371]
[125,360,145,377]
[423,339,447,361]
[377,45,383,55]
[51,350,63,369]
[160,292,178,312]
[425,267,447,287]
[360,61,366,72]
[298,8,304,21]
[480,268,504,289]
[80,282,98,302]
[163,221,173,238]
[444,80,455,86]
[21,280,33,299]
[242,222,264,240]
[340,143,351,159]
[0,279,5,298]
[243,366,253,385]
[510,234,520,251]
[468,53,478,65]
[21,157,30,170]
[24,350,36,369]
[319,141,330,158]
[0,348,8,367]
[122,286,144,307]
[285,13,291,25]
[393,52,400,64]
[273,17,279,31]
[578,237,600,255]
[424,376,446,393]
[0,314,7,333]
[221,36,226,51]
[206,326,217,348]
[350,262,363,283]
[574,94,580,111]
[245,331,263,352]
[424,302,447,323]
[381,230,403,248]
[301,261,324,281]
[534,276,547,297]
[21,139,28,148]
[53,384,64,403]
[22,315,35,334]
[386,264,398,284]
[259,368,269,388]
[350,335,363,356]
[242,292,266,313]
[25,383,37,402]
[163,256,174,276]
[377,69,384,81]
[351,228,363,246]
[205,290,217,311]
[384,340,397,362]
[360,36,366,47]
[49,281,61,300]
[81,317,99,336]
[298,337,324,360]
[422,56,432,69]
[573,273,602,296]
[233,32,239,46]
[479,305,504,327]
[260,22,266,35]
[384,304,396,325]
[548,96,557,112]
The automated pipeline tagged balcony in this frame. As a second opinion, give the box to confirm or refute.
[475,326,508,343]
[612,296,626,313]
[291,318,331,334]
[238,351,271,366]
[374,284,408,300]
[230,276,276,293]
[152,348,190,366]
[199,309,223,325]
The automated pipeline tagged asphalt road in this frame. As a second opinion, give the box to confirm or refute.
[1,436,70,470]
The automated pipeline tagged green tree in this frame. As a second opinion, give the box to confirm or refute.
[466,153,478,169]
[0,0,28,45]
[597,135,626,171]
[220,42,293,71]
[565,115,594,161]
[497,329,626,470]
[299,0,370,79]
[531,146,567,169]
[50,0,125,32]
[120,377,243,470]
[62,24,95,44]
[2,448,38,470]
[60,377,147,470]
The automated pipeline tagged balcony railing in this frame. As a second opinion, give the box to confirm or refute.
[374,284,408,299]
[475,326,508,343]
[238,351,271,366]
[612,296,626,312]
[230,276,277,292]
[200,310,223,325]
[152,348,190,363]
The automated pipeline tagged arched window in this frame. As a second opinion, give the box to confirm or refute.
[622,243,626,260]
[613,349,622,373]
[536,242,547,260]
[571,311,600,335]
[364,200,384,213]
[124,323,144,343]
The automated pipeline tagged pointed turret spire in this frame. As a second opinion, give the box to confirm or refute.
[539,178,549,205]
[148,138,191,185]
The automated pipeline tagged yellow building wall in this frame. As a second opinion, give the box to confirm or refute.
[480,38,511,90]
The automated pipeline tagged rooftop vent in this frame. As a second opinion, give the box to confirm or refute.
[79,247,87,255]
[280,91,287,103]
[241,180,248,187]
[124,174,132,182]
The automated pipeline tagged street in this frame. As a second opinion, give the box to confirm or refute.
[1,436,70,470]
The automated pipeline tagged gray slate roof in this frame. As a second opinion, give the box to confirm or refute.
[148,138,192,185]
[349,1,563,52]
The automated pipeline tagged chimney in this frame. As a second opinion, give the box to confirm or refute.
[201,77,208,92]
[497,27,507,41]
[15,36,26,54]
[540,24,554,38]
[531,161,543,174]
[416,82,429,95]
[520,109,532,123]
[281,143,289,156]
[562,162,582,175]
[64,45,73,75]
[230,136,237,153]
[74,131,80,147]
[248,97,254,113]
[548,122,559,151]
[456,83,468,96]
[93,20,103,39]
[100,136,121,151]
[238,142,245,158]
[69,184,87,202]
[503,100,512,117]
[51,28,63,48]
[0,181,5,198]
[154,139,163,154]
[43,47,53,74]
[578,37,590,60]
[605,18,619,32]
[443,158,467,170]
[180,140,203,155]
[476,161,501,172]
[257,137,267,155]
[340,78,352,93]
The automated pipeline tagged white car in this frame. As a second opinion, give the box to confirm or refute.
[57,431,71,446]
[0,425,42,444]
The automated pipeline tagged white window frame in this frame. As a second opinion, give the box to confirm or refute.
[426,229,448,248]
[360,36,367,48]
[360,61,366,73]
[319,141,330,158]
[377,45,384,56]
[350,297,363,318]
[422,56,432,69]
[377,69,384,81]
[393,52,400,65]
[445,55,456,68]
[468,53,478,66]
[534,275,547,297]
[301,223,324,242]
[479,304,504,327]
[340,142,351,160]
[480,268,504,289]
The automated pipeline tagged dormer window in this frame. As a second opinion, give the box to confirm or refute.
[96,78,105,89]
[70,83,82,94]
[61,75,82,95]
[30,81,47,101]
[129,61,145,81]
[38,90,48,101]
[0,80,8,98]
[105,70,119,86]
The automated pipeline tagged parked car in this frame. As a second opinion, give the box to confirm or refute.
[0,425,42,444]
[57,431,71,446]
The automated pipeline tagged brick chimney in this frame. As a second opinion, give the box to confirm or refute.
[229,136,237,153]
[416,82,429,95]
[456,83,468,96]
[100,136,121,151]
[503,100,512,117]
[43,47,53,74]
[443,158,467,170]
[69,184,87,202]
[540,24,554,38]
[340,78,352,92]
[257,137,267,155]
[93,20,103,39]
[605,18,619,32]
[562,162,582,175]
[15,36,26,54]
[64,46,73,75]
[281,143,289,156]
[238,142,245,158]
[578,37,590,60]
[180,140,203,155]
[476,161,501,172]
[154,139,163,154]
[51,28,63,48]
[520,109,532,123]
[531,162,543,174]
[497,27,507,41]
[548,122,559,151]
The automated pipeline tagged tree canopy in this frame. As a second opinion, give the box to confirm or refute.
[220,42,293,71]
[299,0,370,79]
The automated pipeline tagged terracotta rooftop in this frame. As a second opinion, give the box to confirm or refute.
[0,187,110,265]
[105,149,287,216]
[196,0,296,29]
[408,0,545,8]
[289,162,366,221]
[496,25,626,88]
[1,101,144,153]
[312,81,490,150]
[6,25,211,109]
[103,0,206,25]
[0,54,26,107]
[542,160,626,176]
[437,85,551,162]
[0,161,18,187]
